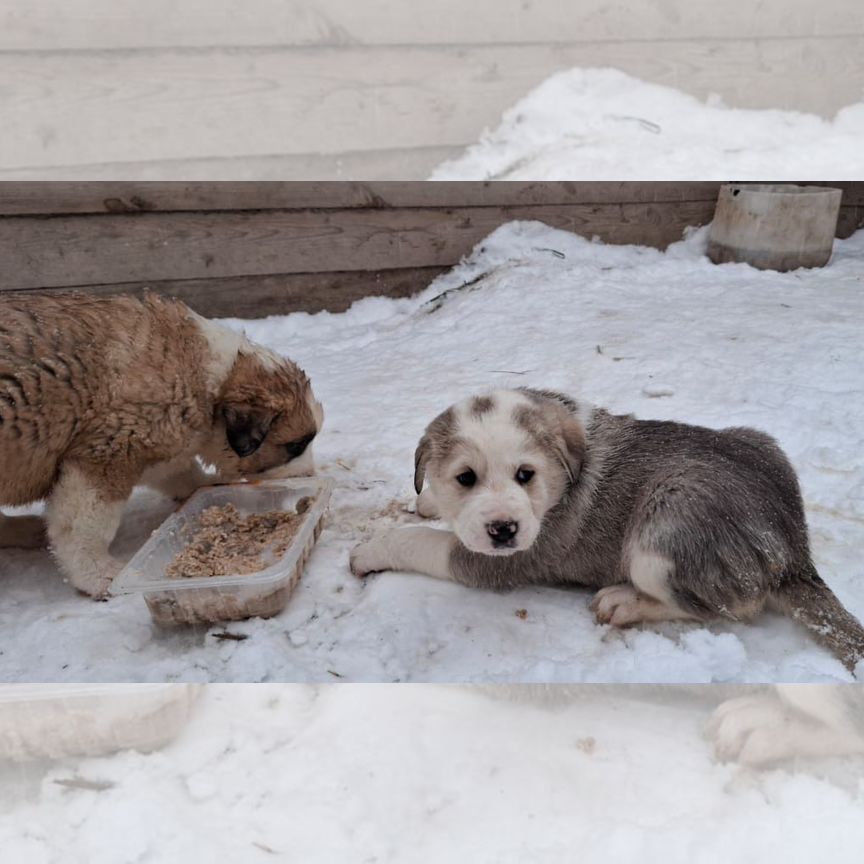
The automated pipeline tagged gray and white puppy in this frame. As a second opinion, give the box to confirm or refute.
[350,388,864,672]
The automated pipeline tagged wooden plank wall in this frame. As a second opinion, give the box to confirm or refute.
[1,181,861,319]
[1,1,862,180]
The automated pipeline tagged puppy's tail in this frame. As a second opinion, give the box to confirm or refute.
[772,562,864,674]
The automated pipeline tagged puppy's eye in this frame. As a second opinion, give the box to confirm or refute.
[515,467,535,485]
[285,433,315,459]
[455,469,477,488]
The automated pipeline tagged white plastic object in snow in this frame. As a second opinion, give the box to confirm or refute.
[708,183,842,271]
[113,477,333,625]
[0,684,201,762]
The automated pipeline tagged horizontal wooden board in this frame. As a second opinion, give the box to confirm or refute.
[2,39,862,172]
[0,181,726,216]
[9,266,449,319]
[0,201,718,290]
[1,0,861,50]
[3,182,858,216]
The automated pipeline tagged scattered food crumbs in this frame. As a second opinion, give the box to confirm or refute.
[377,499,414,520]
[575,737,597,755]
[515,609,528,620]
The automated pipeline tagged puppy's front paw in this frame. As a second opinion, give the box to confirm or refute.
[590,584,643,627]
[64,558,122,600]
[349,537,394,578]
[706,695,789,765]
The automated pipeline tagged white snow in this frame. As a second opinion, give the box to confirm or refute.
[1,221,863,683]
[430,68,864,180]
[1,685,862,864]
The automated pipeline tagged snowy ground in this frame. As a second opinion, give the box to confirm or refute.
[430,68,864,180]
[2,221,863,683]
[1,685,862,864]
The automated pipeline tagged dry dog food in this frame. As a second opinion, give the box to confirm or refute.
[165,504,302,579]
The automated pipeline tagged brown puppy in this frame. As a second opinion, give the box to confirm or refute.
[0,292,323,598]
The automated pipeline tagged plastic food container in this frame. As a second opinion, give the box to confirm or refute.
[708,183,842,271]
[0,684,200,762]
[113,477,333,626]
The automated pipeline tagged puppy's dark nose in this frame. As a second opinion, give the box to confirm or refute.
[486,520,518,545]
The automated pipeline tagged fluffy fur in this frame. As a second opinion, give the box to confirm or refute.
[351,387,864,671]
[0,292,322,597]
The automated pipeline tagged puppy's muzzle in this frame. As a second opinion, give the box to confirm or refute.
[486,520,518,548]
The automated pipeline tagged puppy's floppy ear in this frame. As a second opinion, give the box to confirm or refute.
[222,404,276,458]
[553,414,585,484]
[413,406,456,493]
[414,432,431,494]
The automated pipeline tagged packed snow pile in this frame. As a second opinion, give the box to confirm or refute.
[1,686,862,864]
[430,68,864,180]
[1,222,863,683]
